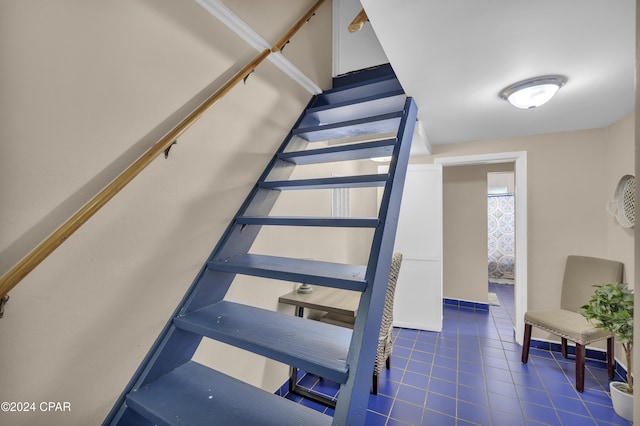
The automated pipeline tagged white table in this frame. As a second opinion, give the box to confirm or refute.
[278,286,360,318]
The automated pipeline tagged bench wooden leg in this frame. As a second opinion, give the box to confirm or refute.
[575,343,585,392]
[522,323,532,363]
[561,338,568,358]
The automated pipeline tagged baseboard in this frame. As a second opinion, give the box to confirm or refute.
[530,338,629,382]
[443,298,489,311]
[393,320,442,332]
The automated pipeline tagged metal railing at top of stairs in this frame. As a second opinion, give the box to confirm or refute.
[0,0,325,300]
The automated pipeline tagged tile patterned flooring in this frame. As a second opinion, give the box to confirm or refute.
[278,283,632,425]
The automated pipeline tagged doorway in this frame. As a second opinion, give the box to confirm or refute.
[435,151,527,345]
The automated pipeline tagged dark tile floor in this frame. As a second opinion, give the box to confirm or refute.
[278,283,631,425]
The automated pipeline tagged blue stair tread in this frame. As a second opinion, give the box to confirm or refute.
[260,174,388,190]
[301,91,405,127]
[126,361,332,426]
[317,75,403,106]
[293,111,403,142]
[279,139,396,165]
[235,216,379,227]
[174,301,351,382]
[208,254,367,291]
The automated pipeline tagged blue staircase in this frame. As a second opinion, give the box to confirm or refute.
[104,69,418,426]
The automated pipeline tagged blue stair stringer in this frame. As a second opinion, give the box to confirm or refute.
[104,73,418,426]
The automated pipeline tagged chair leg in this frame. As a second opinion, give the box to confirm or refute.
[521,323,532,363]
[371,373,378,395]
[575,343,585,392]
[561,338,568,358]
[607,337,615,379]
[386,355,391,370]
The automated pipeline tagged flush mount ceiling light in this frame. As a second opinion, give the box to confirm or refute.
[499,75,567,109]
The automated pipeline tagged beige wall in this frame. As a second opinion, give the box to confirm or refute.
[0,1,331,424]
[488,172,515,193]
[604,114,635,283]
[429,116,634,345]
[443,163,514,303]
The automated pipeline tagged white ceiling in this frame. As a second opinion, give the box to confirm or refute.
[361,0,636,145]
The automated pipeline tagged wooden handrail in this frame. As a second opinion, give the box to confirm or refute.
[272,0,325,53]
[0,0,325,298]
[348,9,369,33]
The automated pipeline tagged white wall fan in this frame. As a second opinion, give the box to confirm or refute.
[608,174,635,228]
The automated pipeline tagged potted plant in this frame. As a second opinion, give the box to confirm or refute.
[580,282,633,421]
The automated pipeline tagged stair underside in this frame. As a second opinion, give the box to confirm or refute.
[301,91,405,126]
[235,216,379,227]
[175,301,351,382]
[293,112,403,142]
[126,361,332,426]
[279,139,396,165]
[260,174,388,190]
[207,254,367,291]
[317,75,403,106]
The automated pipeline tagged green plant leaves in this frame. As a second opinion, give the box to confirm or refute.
[580,282,634,345]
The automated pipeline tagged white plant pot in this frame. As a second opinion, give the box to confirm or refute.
[610,381,633,422]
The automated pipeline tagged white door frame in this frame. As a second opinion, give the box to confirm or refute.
[435,151,527,345]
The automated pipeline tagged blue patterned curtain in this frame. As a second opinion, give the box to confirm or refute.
[488,194,515,280]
